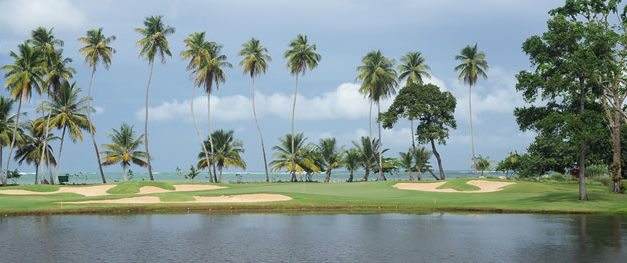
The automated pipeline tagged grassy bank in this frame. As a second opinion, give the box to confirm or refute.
[0,179,626,216]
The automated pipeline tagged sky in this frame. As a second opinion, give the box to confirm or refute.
[0,0,563,173]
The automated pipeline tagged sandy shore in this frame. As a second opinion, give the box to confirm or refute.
[62,194,292,204]
[0,184,224,197]
[393,180,515,193]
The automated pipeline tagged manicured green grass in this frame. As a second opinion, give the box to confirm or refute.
[107,181,176,194]
[437,178,480,191]
[0,178,626,215]
[7,184,60,192]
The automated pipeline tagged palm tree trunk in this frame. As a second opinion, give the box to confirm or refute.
[468,84,476,172]
[430,139,445,180]
[207,94,218,183]
[191,86,213,183]
[54,126,67,184]
[377,102,386,181]
[369,101,373,138]
[578,79,588,201]
[37,92,52,185]
[251,77,270,182]
[363,166,370,181]
[290,75,299,182]
[410,119,416,152]
[408,169,413,181]
[219,165,223,182]
[86,68,107,184]
[0,146,3,183]
[3,98,22,186]
[144,62,155,181]
[324,169,331,183]
[123,166,129,181]
[347,170,353,182]
[34,163,39,185]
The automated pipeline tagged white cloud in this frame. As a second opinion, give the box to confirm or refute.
[138,83,393,122]
[93,106,104,115]
[0,0,86,34]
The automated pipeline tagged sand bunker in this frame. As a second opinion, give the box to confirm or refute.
[393,180,515,193]
[62,194,292,204]
[0,184,224,197]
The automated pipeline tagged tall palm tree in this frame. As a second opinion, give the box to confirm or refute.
[454,44,488,165]
[284,34,321,182]
[343,148,361,182]
[0,97,24,183]
[398,149,414,181]
[1,42,45,185]
[398,51,430,150]
[15,121,57,184]
[270,133,320,178]
[197,129,246,181]
[41,81,93,184]
[356,50,398,181]
[101,123,148,181]
[135,15,175,181]
[182,32,214,182]
[239,38,272,182]
[317,138,343,183]
[78,27,116,184]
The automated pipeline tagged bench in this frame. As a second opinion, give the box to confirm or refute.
[58,175,69,185]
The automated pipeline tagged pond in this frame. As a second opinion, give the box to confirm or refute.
[1,213,625,262]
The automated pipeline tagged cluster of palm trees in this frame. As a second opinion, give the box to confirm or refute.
[0,15,489,184]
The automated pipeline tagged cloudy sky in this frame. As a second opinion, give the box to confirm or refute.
[0,0,562,173]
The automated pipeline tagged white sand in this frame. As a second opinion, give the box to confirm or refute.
[393,180,515,193]
[0,184,224,197]
[62,194,292,204]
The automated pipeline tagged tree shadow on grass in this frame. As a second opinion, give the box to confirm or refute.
[522,192,611,203]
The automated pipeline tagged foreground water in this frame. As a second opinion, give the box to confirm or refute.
[1,213,625,262]
[11,170,497,185]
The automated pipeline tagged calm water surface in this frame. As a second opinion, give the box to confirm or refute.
[1,213,626,262]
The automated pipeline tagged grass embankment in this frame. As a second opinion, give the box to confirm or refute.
[0,179,626,215]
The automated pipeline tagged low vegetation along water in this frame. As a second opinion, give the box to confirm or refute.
[1,213,625,262]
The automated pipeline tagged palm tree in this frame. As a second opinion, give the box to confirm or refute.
[398,51,430,150]
[41,81,93,184]
[0,97,24,183]
[270,133,320,178]
[78,27,116,184]
[197,129,246,182]
[412,147,432,181]
[14,121,57,184]
[353,136,378,182]
[239,38,272,182]
[101,123,148,181]
[284,34,321,182]
[182,32,214,182]
[1,42,45,185]
[317,138,343,183]
[356,50,398,181]
[343,148,361,182]
[135,15,175,180]
[454,44,488,165]
[398,149,414,181]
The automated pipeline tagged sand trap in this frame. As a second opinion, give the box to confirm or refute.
[0,184,224,197]
[62,194,292,204]
[393,180,515,193]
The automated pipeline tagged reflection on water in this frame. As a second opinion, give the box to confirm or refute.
[0,213,625,262]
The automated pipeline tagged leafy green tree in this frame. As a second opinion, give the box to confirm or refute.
[239,38,272,182]
[270,133,320,178]
[382,83,456,180]
[185,165,201,180]
[0,97,24,184]
[197,129,246,182]
[398,51,430,150]
[78,27,116,184]
[356,50,398,180]
[317,138,343,183]
[398,149,414,181]
[1,42,45,185]
[284,34,321,182]
[496,151,521,177]
[101,123,148,181]
[135,15,175,181]
[343,148,361,182]
[473,154,492,176]
[454,44,488,165]
[14,121,57,184]
[40,81,93,184]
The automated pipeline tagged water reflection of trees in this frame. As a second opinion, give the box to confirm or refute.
[573,215,626,260]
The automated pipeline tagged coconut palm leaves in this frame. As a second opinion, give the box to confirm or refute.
[398,52,431,87]
[454,44,488,164]
[352,136,379,182]
[343,148,361,182]
[0,97,24,184]
[14,121,57,184]
[284,34,321,182]
[1,42,45,185]
[197,129,246,182]
[101,124,148,181]
[356,50,397,181]
[270,133,320,177]
[398,150,414,181]
[135,15,175,180]
[239,38,272,182]
[317,138,343,183]
[78,27,116,184]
